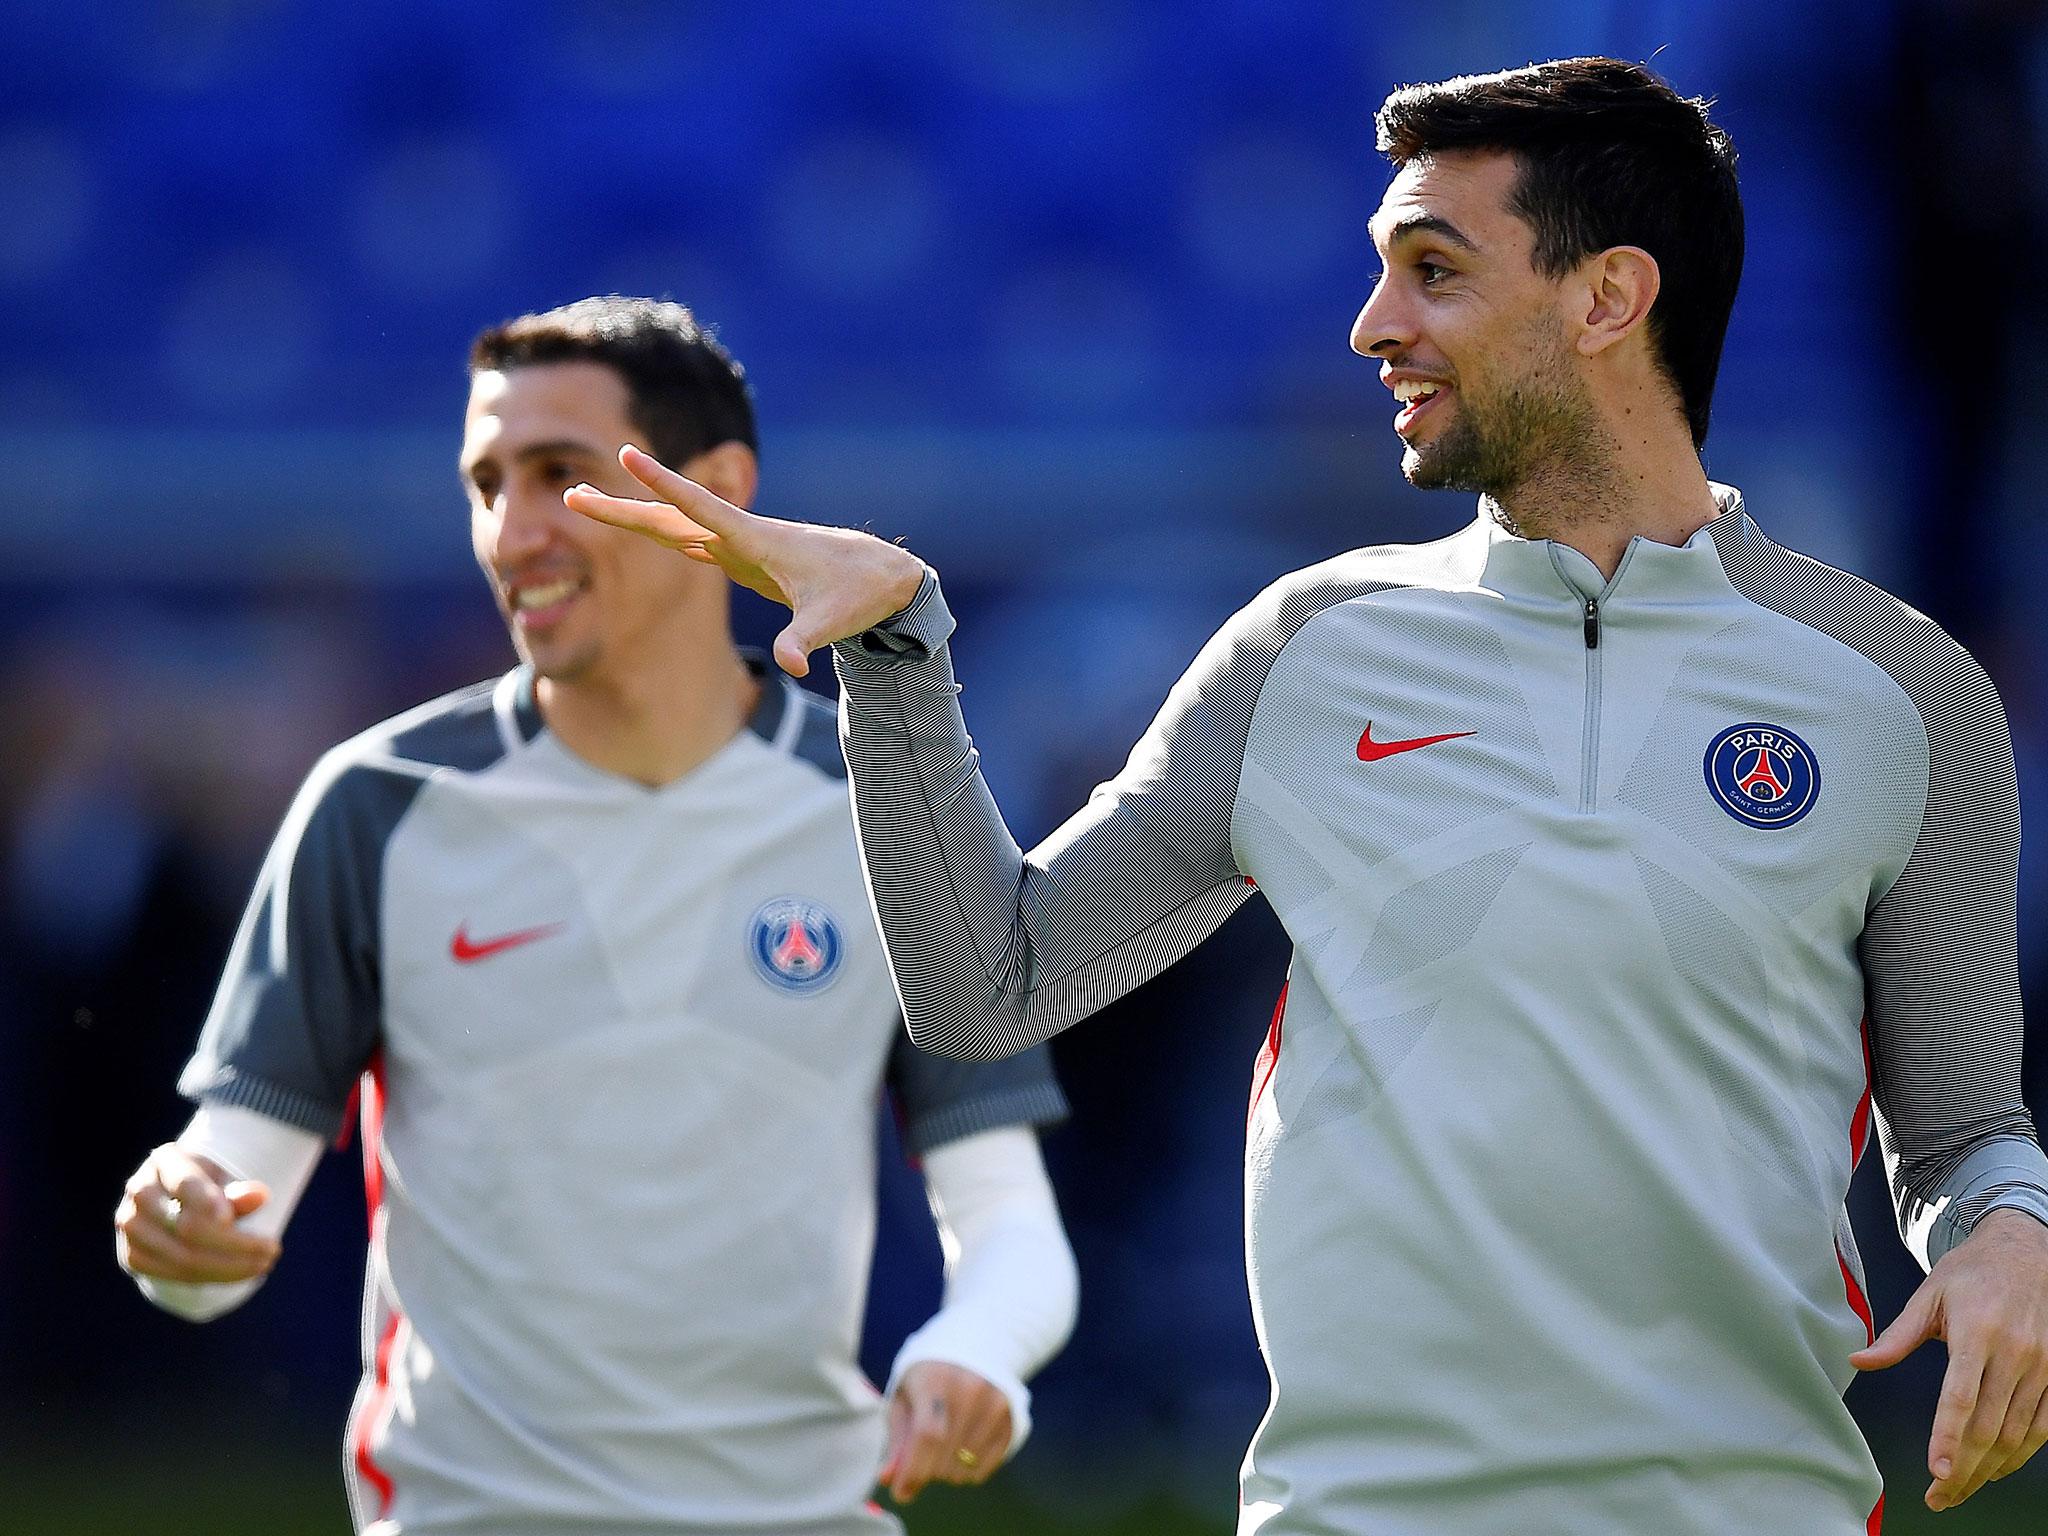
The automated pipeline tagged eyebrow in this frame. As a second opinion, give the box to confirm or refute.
[1377,213,1479,255]
[461,438,605,476]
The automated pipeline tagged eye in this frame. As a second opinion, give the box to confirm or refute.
[1417,260,1451,286]
[535,459,578,487]
[468,471,500,503]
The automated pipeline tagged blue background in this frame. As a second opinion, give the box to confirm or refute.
[4,3,2044,1531]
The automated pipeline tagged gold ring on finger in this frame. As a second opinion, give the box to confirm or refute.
[954,1447,979,1469]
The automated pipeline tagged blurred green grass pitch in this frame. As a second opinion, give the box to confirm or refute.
[13,1420,2039,1533]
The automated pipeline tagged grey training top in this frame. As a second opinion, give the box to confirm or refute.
[180,659,1067,1536]
[830,487,2048,1536]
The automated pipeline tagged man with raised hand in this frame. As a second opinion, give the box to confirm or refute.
[571,59,2048,1536]
[115,296,1076,1534]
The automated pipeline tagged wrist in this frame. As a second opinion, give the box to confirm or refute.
[1973,1205,2048,1243]
[881,551,927,622]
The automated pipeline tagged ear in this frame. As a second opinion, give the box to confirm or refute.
[1574,246,1660,359]
[675,441,760,510]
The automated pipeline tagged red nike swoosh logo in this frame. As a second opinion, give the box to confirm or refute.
[1357,722,1476,762]
[450,921,564,963]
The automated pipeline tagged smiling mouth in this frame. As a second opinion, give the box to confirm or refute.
[1392,380,1449,437]
[509,576,588,629]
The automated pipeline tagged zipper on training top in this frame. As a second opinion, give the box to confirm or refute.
[1580,597,1602,813]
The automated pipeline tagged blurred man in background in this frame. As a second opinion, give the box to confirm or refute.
[573,60,2048,1536]
[114,296,1078,1535]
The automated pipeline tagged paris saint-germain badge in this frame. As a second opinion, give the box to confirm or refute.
[1703,722,1821,829]
[750,897,844,993]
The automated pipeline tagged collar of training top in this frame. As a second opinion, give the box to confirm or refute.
[1471,482,1748,608]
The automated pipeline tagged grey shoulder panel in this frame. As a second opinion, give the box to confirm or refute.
[178,679,516,1137]
[1710,516,2040,1245]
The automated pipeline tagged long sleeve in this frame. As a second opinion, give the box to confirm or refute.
[831,570,1286,1059]
[1859,642,2048,1268]
[885,1126,1077,1456]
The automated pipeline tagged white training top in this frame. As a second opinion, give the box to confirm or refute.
[177,662,1068,1535]
[830,487,2048,1536]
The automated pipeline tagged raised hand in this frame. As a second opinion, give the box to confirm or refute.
[115,1143,279,1285]
[1852,1208,2048,1510]
[876,1360,1013,1503]
[565,445,928,677]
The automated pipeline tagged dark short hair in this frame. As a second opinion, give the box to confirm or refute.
[469,295,757,464]
[1376,57,1742,449]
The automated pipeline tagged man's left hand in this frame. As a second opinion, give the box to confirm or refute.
[877,1361,1012,1503]
[1852,1208,2048,1511]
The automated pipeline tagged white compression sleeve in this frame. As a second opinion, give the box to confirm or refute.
[132,1102,325,1323]
[886,1126,1078,1457]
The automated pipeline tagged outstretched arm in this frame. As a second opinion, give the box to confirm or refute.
[569,448,1270,1059]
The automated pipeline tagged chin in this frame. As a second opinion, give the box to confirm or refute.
[532,650,600,683]
[1401,443,1466,492]
[1401,426,1508,497]
[513,631,599,683]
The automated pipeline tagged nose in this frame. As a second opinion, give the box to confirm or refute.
[486,482,567,568]
[1350,274,1415,359]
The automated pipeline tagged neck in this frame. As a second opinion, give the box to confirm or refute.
[536,633,759,789]
[1485,408,1720,580]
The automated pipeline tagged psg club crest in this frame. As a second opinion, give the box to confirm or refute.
[749,897,843,994]
[1703,722,1821,829]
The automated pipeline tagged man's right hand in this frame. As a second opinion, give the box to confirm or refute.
[564,445,929,678]
[115,1143,279,1284]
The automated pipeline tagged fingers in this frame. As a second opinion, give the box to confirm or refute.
[1938,1355,2048,1506]
[880,1365,1014,1503]
[154,1144,234,1224]
[562,486,718,551]
[1981,1364,2048,1485]
[114,1146,282,1284]
[886,1385,951,1502]
[877,1390,913,1487]
[1852,1281,1937,1371]
[1926,1346,1995,1509]
[1900,1209,2048,1510]
[948,1390,1012,1485]
[1927,1345,1981,1482]
[117,1211,278,1283]
[619,445,749,536]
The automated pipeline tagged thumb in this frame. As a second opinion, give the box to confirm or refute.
[223,1180,271,1219]
[1852,1279,1940,1370]
[772,620,815,679]
[877,1386,913,1482]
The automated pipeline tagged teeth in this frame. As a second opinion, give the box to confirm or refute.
[515,579,580,611]
[1393,379,1443,405]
